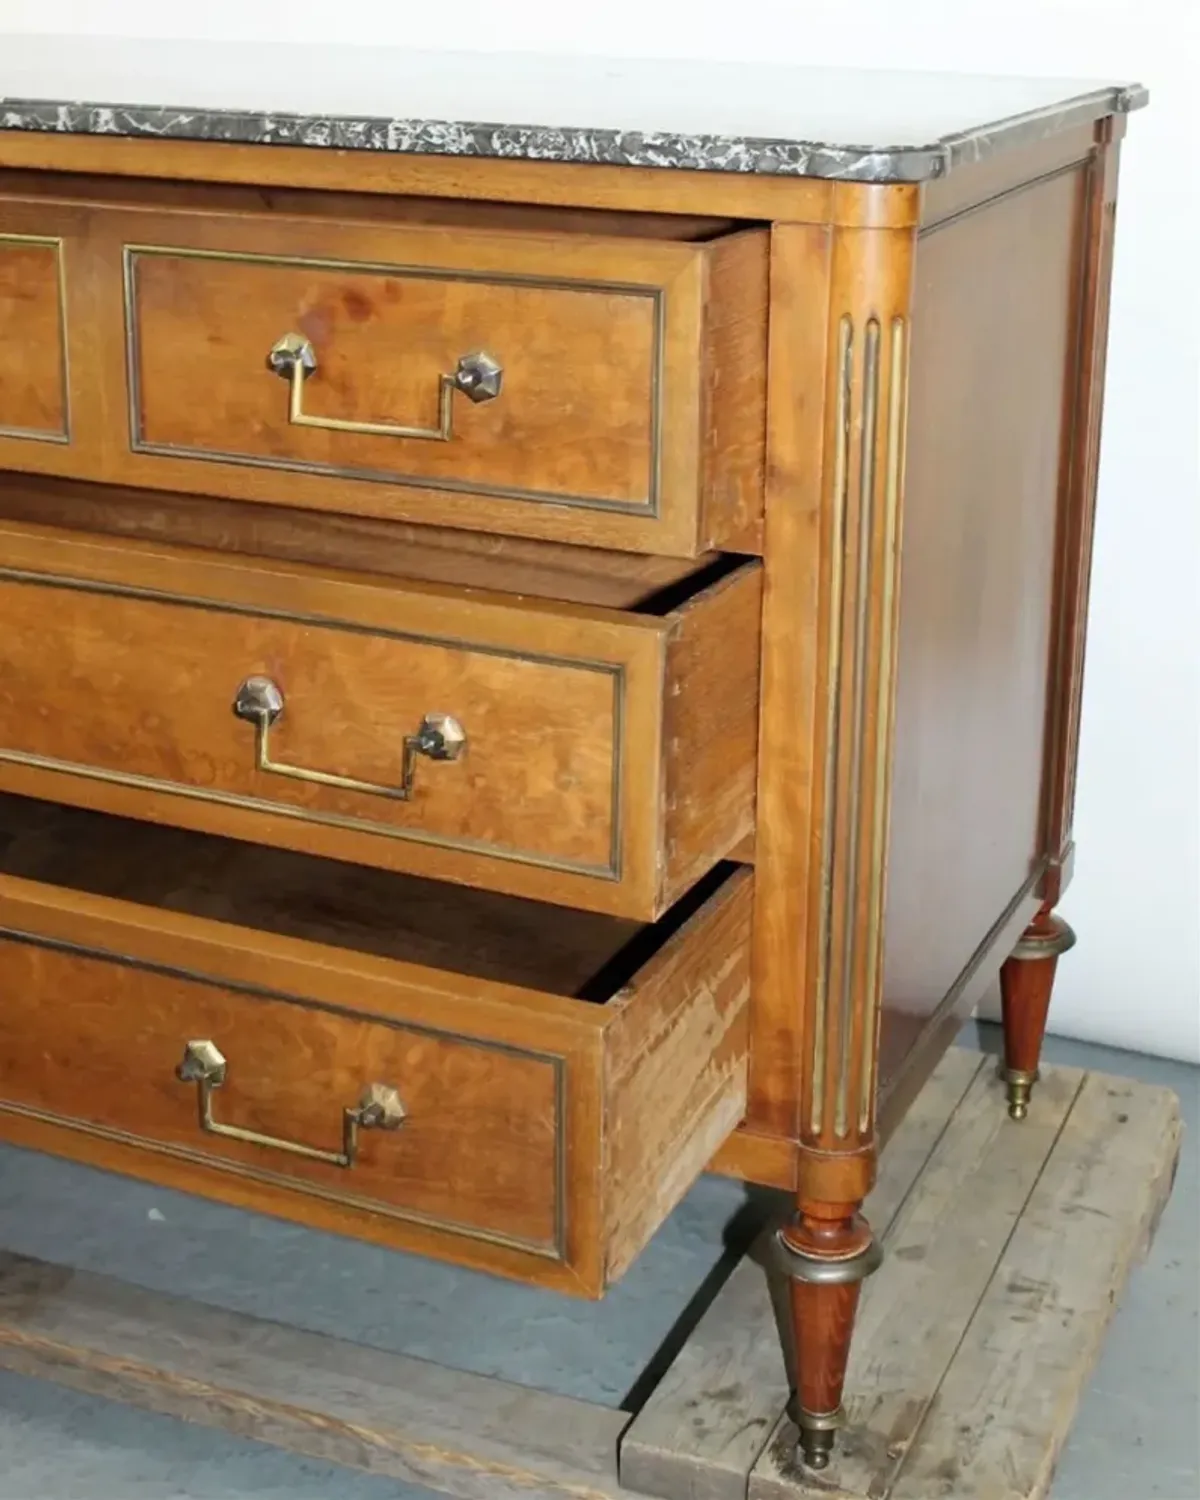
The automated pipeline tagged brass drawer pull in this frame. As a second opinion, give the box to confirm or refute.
[232,675,466,801]
[176,1039,406,1168]
[267,332,503,442]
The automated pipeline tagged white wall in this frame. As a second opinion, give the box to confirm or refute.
[2,1,1197,1062]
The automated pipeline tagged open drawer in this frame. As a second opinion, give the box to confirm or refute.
[0,179,768,557]
[0,795,751,1295]
[0,518,760,918]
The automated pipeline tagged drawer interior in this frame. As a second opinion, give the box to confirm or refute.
[0,791,737,1003]
[0,474,738,612]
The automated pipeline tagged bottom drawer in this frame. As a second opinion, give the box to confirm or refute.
[0,795,750,1296]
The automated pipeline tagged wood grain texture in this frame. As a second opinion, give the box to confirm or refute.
[0,519,757,918]
[620,1048,982,1500]
[603,867,752,1281]
[879,163,1089,1100]
[890,1072,1181,1500]
[0,935,565,1253]
[0,795,749,1294]
[0,235,66,441]
[661,563,763,906]
[744,222,832,1141]
[0,134,922,226]
[0,1056,1170,1500]
[700,227,769,550]
[747,214,915,1211]
[0,1253,631,1500]
[0,183,770,555]
[748,1064,1180,1500]
[754,1066,1084,1498]
[0,166,738,242]
[1040,132,1123,906]
[0,473,717,610]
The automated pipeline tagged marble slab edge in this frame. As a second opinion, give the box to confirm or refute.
[0,83,1147,183]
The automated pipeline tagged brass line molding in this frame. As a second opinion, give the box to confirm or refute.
[859,317,909,1134]
[0,1096,566,1261]
[808,313,910,1145]
[833,316,880,1141]
[810,313,853,1138]
[0,922,569,1261]
[0,233,71,446]
[122,243,666,519]
[0,564,626,882]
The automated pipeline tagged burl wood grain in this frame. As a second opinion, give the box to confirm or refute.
[0,519,759,918]
[878,163,1091,1098]
[0,795,750,1294]
[0,236,66,439]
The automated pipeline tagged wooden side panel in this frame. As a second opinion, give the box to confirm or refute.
[660,564,762,907]
[700,229,769,551]
[602,868,752,1283]
[878,163,1090,1095]
[0,234,66,440]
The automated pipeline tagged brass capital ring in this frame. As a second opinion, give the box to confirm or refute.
[1009,914,1077,962]
[775,1230,883,1286]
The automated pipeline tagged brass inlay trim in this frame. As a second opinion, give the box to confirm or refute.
[833,317,880,1141]
[0,923,568,1262]
[811,315,909,1142]
[859,318,909,1134]
[0,564,624,883]
[810,314,854,1137]
[123,244,665,519]
[0,233,71,446]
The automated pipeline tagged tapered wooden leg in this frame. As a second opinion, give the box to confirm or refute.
[999,906,1076,1119]
[777,1203,882,1469]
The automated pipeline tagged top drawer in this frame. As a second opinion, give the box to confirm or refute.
[0,184,768,557]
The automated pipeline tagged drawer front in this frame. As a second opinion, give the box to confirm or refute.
[0,524,760,917]
[0,233,68,444]
[0,189,767,557]
[0,932,563,1256]
[0,858,753,1294]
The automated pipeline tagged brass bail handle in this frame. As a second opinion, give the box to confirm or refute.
[232,675,466,802]
[267,333,502,443]
[176,1039,406,1170]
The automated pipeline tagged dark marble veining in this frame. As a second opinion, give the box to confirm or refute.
[0,52,1147,184]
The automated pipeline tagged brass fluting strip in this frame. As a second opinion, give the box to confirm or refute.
[811,314,854,1138]
[859,317,908,1134]
[835,317,880,1141]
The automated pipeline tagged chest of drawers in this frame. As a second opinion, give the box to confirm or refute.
[0,39,1142,1472]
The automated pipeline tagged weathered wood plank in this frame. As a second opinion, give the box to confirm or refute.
[0,1254,629,1500]
[893,1072,1183,1500]
[750,1063,1085,1500]
[619,1048,984,1500]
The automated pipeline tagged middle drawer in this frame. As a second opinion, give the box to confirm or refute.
[0,521,760,918]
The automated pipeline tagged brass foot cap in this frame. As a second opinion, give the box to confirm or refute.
[798,1427,836,1470]
[1001,1066,1038,1122]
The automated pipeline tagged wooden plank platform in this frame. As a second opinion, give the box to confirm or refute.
[0,1054,1181,1500]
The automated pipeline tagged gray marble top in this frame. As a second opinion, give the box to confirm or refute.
[0,36,1146,183]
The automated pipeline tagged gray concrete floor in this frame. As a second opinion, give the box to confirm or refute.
[0,1022,1195,1500]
